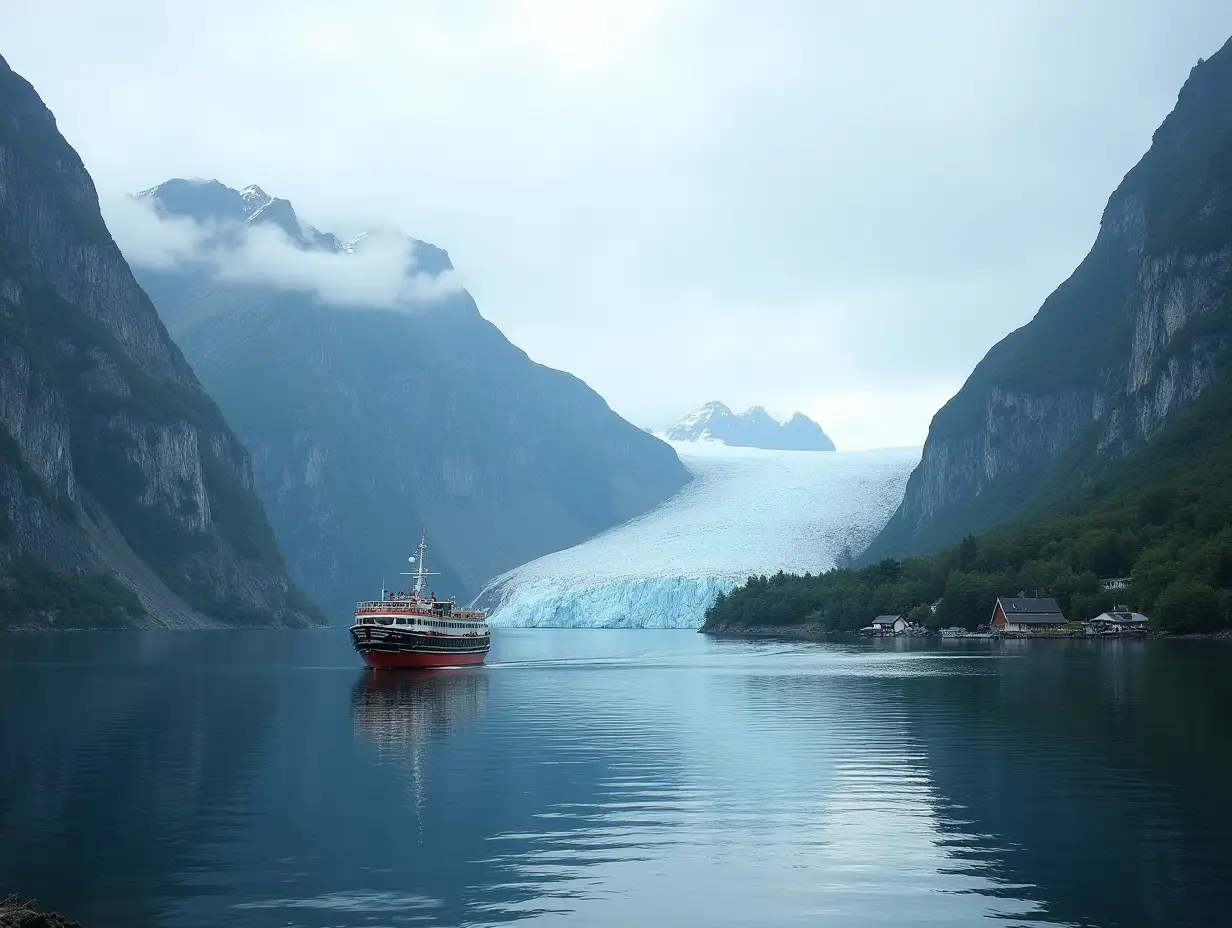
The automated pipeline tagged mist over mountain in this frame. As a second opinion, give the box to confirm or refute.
[663,401,836,451]
[0,57,319,628]
[124,180,690,617]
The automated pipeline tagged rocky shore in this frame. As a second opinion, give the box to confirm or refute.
[0,898,81,928]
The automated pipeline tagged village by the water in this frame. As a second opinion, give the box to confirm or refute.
[863,577,1146,639]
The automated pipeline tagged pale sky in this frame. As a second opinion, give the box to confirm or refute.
[4,1,1231,449]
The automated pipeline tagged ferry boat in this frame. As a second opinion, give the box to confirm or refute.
[350,533,491,670]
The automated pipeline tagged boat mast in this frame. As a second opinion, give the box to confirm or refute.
[413,529,428,597]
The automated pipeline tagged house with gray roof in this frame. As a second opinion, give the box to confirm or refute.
[870,614,908,635]
[990,597,1066,633]
[1088,608,1149,634]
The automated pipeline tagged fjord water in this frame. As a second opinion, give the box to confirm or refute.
[1,631,1229,928]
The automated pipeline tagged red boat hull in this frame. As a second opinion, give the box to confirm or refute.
[350,623,490,671]
[360,649,488,670]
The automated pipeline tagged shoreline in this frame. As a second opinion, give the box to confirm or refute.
[701,624,834,642]
[0,623,334,634]
[700,625,1232,642]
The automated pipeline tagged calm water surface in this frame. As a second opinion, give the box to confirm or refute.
[1,630,1230,927]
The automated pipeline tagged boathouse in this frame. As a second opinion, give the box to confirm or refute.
[990,597,1065,633]
[1087,608,1149,634]
[871,614,908,635]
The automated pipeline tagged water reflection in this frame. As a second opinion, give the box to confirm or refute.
[349,669,488,839]
[1,631,1229,928]
[727,657,1061,926]
[0,632,287,928]
[897,640,1232,928]
[351,669,487,756]
[344,660,688,925]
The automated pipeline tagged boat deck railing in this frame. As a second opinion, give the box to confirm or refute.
[355,601,487,618]
[352,613,490,635]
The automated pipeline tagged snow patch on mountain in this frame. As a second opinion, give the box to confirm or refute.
[475,443,919,627]
[240,184,272,214]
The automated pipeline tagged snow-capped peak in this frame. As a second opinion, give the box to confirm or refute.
[740,405,778,425]
[240,184,272,214]
[673,400,733,433]
[662,401,835,451]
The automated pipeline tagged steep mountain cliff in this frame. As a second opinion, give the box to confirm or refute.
[0,56,320,628]
[663,401,836,451]
[126,181,690,618]
[867,38,1232,560]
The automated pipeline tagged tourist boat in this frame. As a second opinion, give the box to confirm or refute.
[350,532,491,669]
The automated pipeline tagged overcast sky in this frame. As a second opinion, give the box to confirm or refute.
[4,1,1232,448]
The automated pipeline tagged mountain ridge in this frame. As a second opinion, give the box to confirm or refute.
[127,180,691,617]
[663,401,836,451]
[136,177,454,278]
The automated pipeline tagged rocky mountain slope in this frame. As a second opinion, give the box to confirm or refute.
[0,56,320,628]
[663,401,836,451]
[866,37,1232,560]
[127,181,690,618]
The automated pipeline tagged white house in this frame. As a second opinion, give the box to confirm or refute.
[1088,608,1149,634]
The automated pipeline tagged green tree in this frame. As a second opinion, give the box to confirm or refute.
[1154,580,1220,632]
[957,534,978,568]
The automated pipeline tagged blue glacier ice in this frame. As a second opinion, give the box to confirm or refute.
[475,442,920,628]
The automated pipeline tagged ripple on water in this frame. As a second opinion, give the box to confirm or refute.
[1,631,1229,927]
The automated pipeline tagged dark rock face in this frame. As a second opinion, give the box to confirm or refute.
[0,55,320,628]
[866,38,1232,560]
[664,401,836,451]
[128,181,690,617]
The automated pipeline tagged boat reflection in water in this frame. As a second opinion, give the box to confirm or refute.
[350,668,488,760]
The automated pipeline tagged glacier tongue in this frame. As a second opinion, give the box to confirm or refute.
[476,443,920,628]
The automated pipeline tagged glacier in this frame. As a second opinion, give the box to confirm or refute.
[475,442,920,628]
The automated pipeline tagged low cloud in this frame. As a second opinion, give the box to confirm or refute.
[103,194,463,309]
